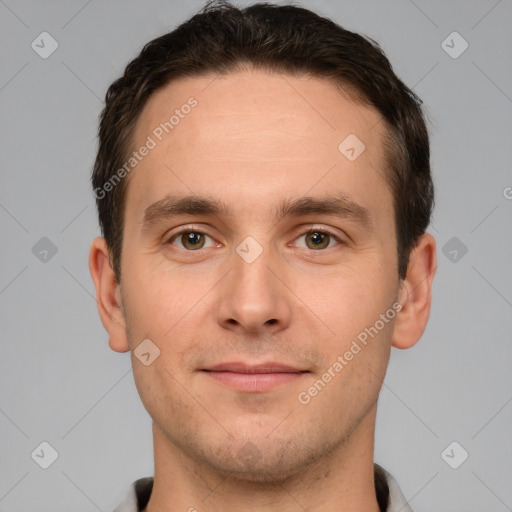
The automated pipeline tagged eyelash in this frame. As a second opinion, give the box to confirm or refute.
[164,226,343,251]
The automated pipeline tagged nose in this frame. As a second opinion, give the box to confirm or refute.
[214,246,292,336]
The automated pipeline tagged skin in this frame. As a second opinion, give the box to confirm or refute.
[89,69,436,512]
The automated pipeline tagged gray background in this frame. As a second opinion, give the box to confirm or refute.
[1,0,511,510]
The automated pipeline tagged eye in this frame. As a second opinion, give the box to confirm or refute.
[166,230,217,250]
[165,227,342,252]
[294,230,342,250]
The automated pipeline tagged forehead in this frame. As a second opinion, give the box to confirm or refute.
[126,69,391,223]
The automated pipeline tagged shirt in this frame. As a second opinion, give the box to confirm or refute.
[113,463,412,512]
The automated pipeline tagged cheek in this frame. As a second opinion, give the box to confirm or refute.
[296,277,395,426]
[121,255,203,343]
[293,257,397,351]
[121,261,220,394]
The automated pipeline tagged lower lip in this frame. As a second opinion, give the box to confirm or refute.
[203,371,306,392]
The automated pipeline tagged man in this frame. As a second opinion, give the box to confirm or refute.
[89,1,436,511]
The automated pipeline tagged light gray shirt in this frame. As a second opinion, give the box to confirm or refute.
[113,464,412,511]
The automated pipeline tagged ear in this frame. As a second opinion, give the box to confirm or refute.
[89,236,130,353]
[392,232,437,349]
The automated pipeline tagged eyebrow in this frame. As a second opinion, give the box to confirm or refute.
[141,193,371,231]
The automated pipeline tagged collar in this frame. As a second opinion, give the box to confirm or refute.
[113,464,412,512]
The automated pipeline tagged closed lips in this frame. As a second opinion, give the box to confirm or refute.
[203,363,308,373]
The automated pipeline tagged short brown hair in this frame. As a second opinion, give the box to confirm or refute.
[91,0,434,283]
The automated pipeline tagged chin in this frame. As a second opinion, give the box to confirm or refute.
[199,433,338,484]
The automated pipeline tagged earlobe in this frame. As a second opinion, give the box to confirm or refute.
[88,237,130,353]
[392,232,437,350]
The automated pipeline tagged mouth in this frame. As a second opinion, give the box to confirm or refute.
[201,362,310,393]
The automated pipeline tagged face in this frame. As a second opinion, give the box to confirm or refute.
[117,69,401,481]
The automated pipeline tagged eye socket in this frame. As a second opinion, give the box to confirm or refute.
[165,227,342,252]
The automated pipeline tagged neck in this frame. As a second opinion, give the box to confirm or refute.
[143,406,381,512]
